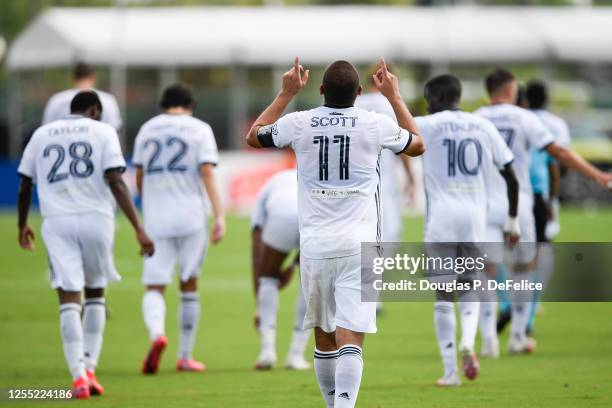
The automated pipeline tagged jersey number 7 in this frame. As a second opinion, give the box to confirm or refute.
[313,135,350,181]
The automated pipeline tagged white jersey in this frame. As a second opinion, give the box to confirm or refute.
[17,115,126,219]
[43,88,123,131]
[416,111,513,242]
[132,113,219,238]
[271,106,412,259]
[355,92,402,241]
[251,169,298,229]
[474,103,554,226]
[532,109,571,148]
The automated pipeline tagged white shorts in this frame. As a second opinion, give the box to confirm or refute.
[143,230,208,285]
[485,203,537,265]
[300,254,377,334]
[262,216,299,253]
[42,213,119,292]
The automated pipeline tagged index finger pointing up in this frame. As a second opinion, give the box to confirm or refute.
[294,57,300,73]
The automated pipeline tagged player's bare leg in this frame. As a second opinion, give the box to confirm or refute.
[177,277,205,372]
[83,287,106,395]
[254,245,287,370]
[57,289,89,399]
[479,263,500,358]
[314,328,337,408]
[142,285,168,374]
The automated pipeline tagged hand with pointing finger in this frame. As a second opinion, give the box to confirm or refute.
[373,58,401,101]
[281,57,310,97]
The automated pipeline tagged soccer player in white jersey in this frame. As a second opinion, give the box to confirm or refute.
[475,69,612,355]
[251,168,311,371]
[525,80,570,240]
[246,58,425,408]
[17,91,154,399]
[416,75,519,387]
[132,84,225,375]
[355,72,416,243]
[43,63,122,131]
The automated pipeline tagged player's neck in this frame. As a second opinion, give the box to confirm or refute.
[489,96,513,105]
[164,107,192,115]
[74,79,96,90]
[323,101,353,109]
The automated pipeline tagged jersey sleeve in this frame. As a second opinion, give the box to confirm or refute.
[131,130,145,167]
[378,113,412,154]
[103,95,123,131]
[102,128,127,172]
[17,133,39,181]
[486,122,515,170]
[250,181,271,229]
[272,112,301,148]
[199,124,220,165]
[524,111,554,150]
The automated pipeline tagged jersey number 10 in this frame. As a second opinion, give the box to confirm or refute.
[443,138,482,177]
[313,135,350,181]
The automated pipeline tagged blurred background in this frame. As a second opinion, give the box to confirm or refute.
[0,0,611,213]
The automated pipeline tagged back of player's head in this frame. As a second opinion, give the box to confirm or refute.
[485,68,516,96]
[321,61,361,107]
[525,80,548,109]
[70,90,103,120]
[516,85,528,108]
[424,74,462,113]
[73,62,96,81]
[160,84,195,110]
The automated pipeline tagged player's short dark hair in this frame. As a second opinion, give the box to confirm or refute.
[516,85,527,107]
[485,68,516,96]
[526,80,548,109]
[70,90,102,114]
[322,61,360,106]
[160,84,195,109]
[424,74,462,109]
[73,62,96,81]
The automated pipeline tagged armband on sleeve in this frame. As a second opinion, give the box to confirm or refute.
[256,124,277,148]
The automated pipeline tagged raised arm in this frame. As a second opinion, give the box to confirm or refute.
[546,143,612,190]
[372,58,425,157]
[200,163,225,244]
[246,57,309,148]
[17,176,35,250]
[105,168,154,256]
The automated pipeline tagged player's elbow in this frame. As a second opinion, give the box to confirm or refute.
[406,135,425,157]
[246,128,261,148]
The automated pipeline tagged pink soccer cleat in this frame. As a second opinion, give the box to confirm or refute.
[71,376,91,400]
[142,335,168,374]
[176,358,206,372]
[462,350,480,381]
[86,369,104,396]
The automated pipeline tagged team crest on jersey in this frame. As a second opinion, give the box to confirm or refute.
[271,124,278,135]
[394,129,402,141]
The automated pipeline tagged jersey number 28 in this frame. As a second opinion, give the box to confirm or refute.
[44,142,94,183]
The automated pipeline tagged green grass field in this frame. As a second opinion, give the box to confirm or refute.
[0,208,611,407]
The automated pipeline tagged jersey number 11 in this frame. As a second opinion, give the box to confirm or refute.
[313,135,350,181]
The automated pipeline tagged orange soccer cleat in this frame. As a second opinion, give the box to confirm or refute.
[86,369,104,396]
[142,335,168,374]
[71,376,91,400]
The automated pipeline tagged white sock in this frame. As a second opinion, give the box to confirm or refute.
[335,345,363,408]
[510,272,533,342]
[288,287,309,358]
[479,301,498,344]
[143,290,165,341]
[314,349,337,408]
[257,277,279,354]
[434,301,457,377]
[178,291,200,360]
[83,297,106,371]
[536,243,555,290]
[60,303,86,380]
[458,293,479,352]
